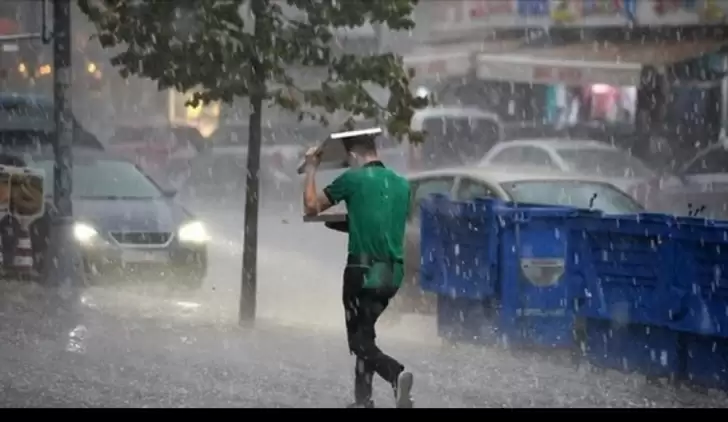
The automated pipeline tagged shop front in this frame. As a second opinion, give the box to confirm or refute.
[473,36,728,158]
[403,40,523,107]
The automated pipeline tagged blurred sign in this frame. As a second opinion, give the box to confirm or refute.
[403,49,473,81]
[550,0,635,25]
[421,0,725,43]
[0,18,18,35]
[533,66,584,84]
[168,90,221,138]
[476,53,642,86]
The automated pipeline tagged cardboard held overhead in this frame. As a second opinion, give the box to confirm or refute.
[299,127,382,226]
[296,127,383,174]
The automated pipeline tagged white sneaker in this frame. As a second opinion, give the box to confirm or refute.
[394,371,414,408]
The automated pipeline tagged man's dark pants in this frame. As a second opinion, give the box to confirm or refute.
[343,257,404,404]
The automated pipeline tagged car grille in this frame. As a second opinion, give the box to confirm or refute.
[110,232,171,245]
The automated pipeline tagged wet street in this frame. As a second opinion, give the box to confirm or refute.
[1,204,727,407]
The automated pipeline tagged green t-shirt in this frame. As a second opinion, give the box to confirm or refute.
[323,161,410,289]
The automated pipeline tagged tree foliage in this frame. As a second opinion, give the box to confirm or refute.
[77,0,427,140]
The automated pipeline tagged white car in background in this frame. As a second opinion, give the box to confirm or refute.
[641,141,728,219]
[478,139,657,194]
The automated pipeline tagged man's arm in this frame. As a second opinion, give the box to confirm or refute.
[303,164,333,216]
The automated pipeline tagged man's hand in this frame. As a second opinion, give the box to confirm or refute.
[304,146,322,169]
[302,145,333,217]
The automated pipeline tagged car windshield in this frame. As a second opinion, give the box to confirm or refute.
[36,159,162,199]
[501,180,644,214]
[557,148,654,178]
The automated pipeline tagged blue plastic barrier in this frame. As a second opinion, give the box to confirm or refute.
[422,196,601,348]
[576,213,682,327]
[497,205,600,348]
[683,334,728,390]
[669,219,728,338]
[584,318,681,379]
[420,195,500,300]
[421,195,728,387]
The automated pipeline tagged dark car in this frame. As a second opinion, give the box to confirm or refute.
[0,93,102,149]
[28,148,208,289]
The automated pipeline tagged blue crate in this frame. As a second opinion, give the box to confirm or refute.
[420,195,499,299]
[426,196,602,349]
[419,196,442,293]
[437,295,500,345]
[584,318,680,378]
[670,221,728,338]
[684,334,728,390]
[496,206,600,348]
[576,213,682,327]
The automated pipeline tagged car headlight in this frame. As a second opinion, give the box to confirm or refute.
[74,222,98,244]
[178,221,209,244]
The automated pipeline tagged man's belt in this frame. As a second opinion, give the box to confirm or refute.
[346,254,403,267]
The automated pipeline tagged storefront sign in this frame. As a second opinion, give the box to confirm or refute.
[550,0,633,26]
[637,0,726,25]
[476,54,643,87]
[532,65,584,84]
[420,0,723,43]
[424,0,551,42]
[403,49,473,81]
[0,18,18,35]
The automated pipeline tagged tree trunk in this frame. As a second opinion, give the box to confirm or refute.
[239,0,266,325]
[42,0,85,290]
[239,92,263,324]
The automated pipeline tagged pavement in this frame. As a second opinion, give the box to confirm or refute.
[1,204,727,407]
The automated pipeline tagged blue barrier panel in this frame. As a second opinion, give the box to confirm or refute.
[584,318,681,379]
[420,195,499,300]
[670,219,728,338]
[419,195,442,295]
[576,213,681,327]
[423,196,603,349]
[683,334,728,390]
[497,206,601,348]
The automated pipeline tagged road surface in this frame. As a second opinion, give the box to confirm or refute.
[0,204,726,407]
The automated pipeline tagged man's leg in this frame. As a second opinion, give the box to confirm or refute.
[343,266,375,407]
[352,290,414,408]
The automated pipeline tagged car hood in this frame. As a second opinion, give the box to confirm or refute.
[73,197,191,233]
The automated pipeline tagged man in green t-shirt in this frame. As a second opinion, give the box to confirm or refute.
[303,137,414,409]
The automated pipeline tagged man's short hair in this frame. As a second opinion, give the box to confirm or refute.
[345,136,377,155]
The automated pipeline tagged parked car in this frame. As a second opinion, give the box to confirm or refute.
[0,93,103,150]
[479,138,657,195]
[29,147,209,289]
[394,166,645,315]
[640,141,728,219]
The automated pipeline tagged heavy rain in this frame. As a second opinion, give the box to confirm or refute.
[1,0,728,408]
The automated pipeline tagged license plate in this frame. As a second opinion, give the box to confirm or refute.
[121,250,169,264]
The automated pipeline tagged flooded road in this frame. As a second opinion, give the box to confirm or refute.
[0,203,726,407]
